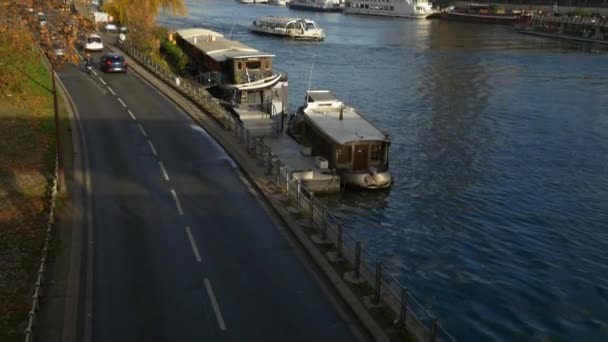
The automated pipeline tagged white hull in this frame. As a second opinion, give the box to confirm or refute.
[345,0,434,19]
[239,0,268,3]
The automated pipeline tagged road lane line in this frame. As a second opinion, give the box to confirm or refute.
[170,189,184,215]
[204,278,227,331]
[97,77,106,85]
[137,123,148,137]
[158,161,170,181]
[92,70,98,76]
[107,87,116,95]
[147,141,158,156]
[184,226,202,262]
[117,97,127,107]
[127,109,136,121]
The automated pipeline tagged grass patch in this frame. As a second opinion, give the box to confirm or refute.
[0,47,58,342]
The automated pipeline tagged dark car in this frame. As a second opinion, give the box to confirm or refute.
[100,53,127,73]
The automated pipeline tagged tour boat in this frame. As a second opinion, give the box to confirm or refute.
[344,0,435,19]
[288,0,344,13]
[251,16,325,41]
[288,90,392,190]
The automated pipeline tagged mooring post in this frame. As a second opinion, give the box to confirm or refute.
[309,192,315,224]
[266,151,272,175]
[398,287,409,326]
[275,159,281,189]
[354,241,361,278]
[296,180,301,209]
[337,224,343,257]
[429,315,438,342]
[374,262,382,304]
[321,208,328,240]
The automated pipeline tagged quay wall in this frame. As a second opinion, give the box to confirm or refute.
[452,1,608,15]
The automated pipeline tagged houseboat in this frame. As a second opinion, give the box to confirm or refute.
[344,0,435,19]
[288,0,344,13]
[173,28,288,116]
[517,15,608,45]
[435,3,532,25]
[251,16,325,41]
[288,90,392,190]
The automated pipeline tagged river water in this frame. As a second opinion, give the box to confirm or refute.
[159,1,608,340]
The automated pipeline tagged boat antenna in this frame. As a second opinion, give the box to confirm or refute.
[228,23,235,40]
[306,55,315,102]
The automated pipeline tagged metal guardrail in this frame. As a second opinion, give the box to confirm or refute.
[116,40,455,342]
[23,154,59,342]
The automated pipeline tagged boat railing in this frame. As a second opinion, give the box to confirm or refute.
[115,38,454,342]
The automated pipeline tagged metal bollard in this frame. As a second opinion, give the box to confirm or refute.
[309,192,315,224]
[354,241,361,278]
[398,287,409,326]
[296,180,301,208]
[337,224,343,257]
[275,159,281,189]
[285,171,290,197]
[429,315,438,342]
[266,152,272,174]
[374,262,382,304]
[321,208,328,240]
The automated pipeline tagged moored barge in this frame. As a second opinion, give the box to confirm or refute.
[288,90,392,190]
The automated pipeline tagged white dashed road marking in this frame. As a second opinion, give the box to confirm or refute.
[204,278,227,331]
[117,97,127,107]
[158,161,170,181]
[128,109,136,121]
[137,123,147,137]
[107,87,116,95]
[92,70,98,76]
[170,189,184,216]
[185,226,202,263]
[147,141,158,156]
[97,77,106,85]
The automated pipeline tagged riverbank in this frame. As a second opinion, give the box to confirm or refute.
[0,47,70,342]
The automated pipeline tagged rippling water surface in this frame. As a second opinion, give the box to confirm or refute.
[160,1,608,339]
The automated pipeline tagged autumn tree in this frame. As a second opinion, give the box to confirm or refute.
[103,0,186,50]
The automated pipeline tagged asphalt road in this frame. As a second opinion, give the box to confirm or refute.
[57,53,364,342]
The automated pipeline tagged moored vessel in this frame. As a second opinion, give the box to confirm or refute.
[251,16,325,41]
[517,14,608,45]
[288,0,344,13]
[344,0,435,19]
[436,3,532,25]
[288,90,392,190]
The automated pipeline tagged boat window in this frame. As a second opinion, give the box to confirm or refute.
[306,22,316,30]
[370,144,383,161]
[237,61,242,70]
[337,146,352,164]
[246,61,261,69]
[264,60,270,69]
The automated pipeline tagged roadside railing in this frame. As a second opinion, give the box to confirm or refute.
[23,154,59,342]
[115,39,455,342]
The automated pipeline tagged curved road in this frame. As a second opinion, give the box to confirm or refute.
[57,54,365,342]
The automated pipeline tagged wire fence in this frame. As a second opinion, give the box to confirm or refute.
[116,39,455,342]
[23,154,59,342]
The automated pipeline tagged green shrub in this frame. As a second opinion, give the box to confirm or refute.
[160,40,188,73]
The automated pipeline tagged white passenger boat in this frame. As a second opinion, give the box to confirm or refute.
[288,0,344,12]
[288,91,392,190]
[238,0,269,4]
[251,16,325,41]
[344,0,435,19]
[269,0,287,5]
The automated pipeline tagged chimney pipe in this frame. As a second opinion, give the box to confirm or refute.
[339,105,343,121]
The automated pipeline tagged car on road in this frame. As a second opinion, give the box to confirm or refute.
[84,34,104,51]
[52,42,66,58]
[104,23,118,32]
[100,53,128,73]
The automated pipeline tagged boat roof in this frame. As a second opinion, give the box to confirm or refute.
[302,91,388,145]
[255,16,315,25]
[176,28,275,62]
